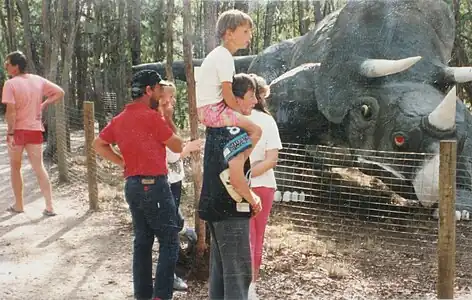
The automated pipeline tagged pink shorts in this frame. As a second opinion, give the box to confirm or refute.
[197,101,240,128]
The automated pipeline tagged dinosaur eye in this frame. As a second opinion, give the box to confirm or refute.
[361,104,373,119]
[394,134,406,147]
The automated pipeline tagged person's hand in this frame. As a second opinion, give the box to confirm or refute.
[6,134,15,151]
[186,139,204,153]
[250,194,262,217]
[181,139,204,158]
[160,98,174,119]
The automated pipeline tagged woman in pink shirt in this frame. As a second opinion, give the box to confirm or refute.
[2,51,64,216]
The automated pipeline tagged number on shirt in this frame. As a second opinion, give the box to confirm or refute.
[227,126,241,135]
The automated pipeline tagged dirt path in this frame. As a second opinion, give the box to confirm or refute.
[0,132,137,299]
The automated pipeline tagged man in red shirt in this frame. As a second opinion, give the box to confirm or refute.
[93,70,184,300]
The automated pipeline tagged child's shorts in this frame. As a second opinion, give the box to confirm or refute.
[13,130,44,146]
[197,101,240,128]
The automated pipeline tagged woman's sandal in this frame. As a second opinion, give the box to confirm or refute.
[6,205,24,214]
[42,209,57,217]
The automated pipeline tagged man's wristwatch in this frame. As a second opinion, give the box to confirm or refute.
[8,133,14,136]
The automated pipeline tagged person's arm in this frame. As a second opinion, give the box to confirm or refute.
[250,149,279,177]
[5,104,16,135]
[92,119,124,167]
[41,77,65,108]
[92,137,124,167]
[228,153,259,205]
[2,81,16,135]
[180,139,203,158]
[164,134,184,154]
[218,51,240,112]
[221,82,241,113]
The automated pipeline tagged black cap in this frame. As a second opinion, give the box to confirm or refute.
[131,69,163,99]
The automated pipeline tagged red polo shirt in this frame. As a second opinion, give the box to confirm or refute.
[98,101,173,178]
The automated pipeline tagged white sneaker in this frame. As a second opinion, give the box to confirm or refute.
[220,169,261,205]
[248,282,259,300]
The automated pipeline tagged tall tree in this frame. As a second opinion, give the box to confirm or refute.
[165,0,174,81]
[16,0,38,74]
[127,0,141,65]
[204,1,218,55]
[183,0,207,279]
[5,0,16,52]
[263,1,277,48]
[313,0,323,24]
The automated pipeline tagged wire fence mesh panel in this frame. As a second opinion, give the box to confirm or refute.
[272,143,472,296]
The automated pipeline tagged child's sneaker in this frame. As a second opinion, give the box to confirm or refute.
[220,169,243,202]
[219,169,261,204]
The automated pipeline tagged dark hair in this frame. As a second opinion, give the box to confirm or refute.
[131,69,163,99]
[6,51,27,73]
[232,73,256,98]
[249,73,271,115]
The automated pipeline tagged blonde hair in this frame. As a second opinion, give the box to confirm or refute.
[216,9,253,40]
[161,80,176,93]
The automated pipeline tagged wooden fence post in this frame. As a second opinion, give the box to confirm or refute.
[437,140,457,300]
[55,99,68,182]
[83,101,99,211]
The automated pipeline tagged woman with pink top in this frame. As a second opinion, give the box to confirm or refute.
[247,74,282,300]
[2,51,65,216]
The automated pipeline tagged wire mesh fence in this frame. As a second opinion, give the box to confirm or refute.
[273,143,472,248]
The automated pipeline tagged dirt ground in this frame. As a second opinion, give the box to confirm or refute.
[1,127,472,300]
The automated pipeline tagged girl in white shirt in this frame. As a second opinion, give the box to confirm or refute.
[160,82,204,291]
[247,74,283,298]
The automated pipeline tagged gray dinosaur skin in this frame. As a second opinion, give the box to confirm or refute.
[254,0,472,214]
[132,0,472,215]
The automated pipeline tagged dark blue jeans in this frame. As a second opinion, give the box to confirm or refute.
[170,180,184,231]
[170,181,182,208]
[125,175,180,300]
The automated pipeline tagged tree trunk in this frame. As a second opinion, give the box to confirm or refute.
[203,1,218,54]
[127,0,141,65]
[153,0,165,61]
[263,2,276,49]
[5,0,16,52]
[183,0,207,280]
[16,0,37,74]
[165,0,174,81]
[116,0,128,112]
[92,0,106,131]
[43,0,64,160]
[59,0,80,154]
[313,0,322,25]
[451,0,472,100]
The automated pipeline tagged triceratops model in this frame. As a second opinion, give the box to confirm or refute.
[133,0,472,220]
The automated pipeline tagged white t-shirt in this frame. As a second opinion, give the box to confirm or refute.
[248,110,283,188]
[196,46,235,108]
[166,147,185,184]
